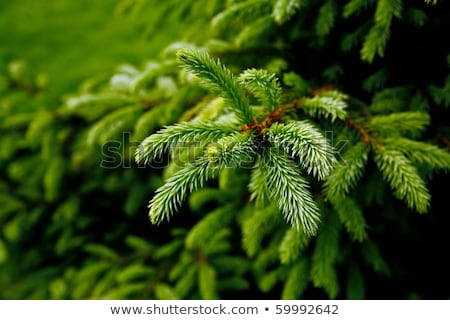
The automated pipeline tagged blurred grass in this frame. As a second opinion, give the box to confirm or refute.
[0,0,166,95]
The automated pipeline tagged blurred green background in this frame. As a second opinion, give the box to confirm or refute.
[0,1,173,94]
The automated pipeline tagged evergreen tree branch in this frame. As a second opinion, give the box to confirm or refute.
[405,7,428,28]
[375,146,431,213]
[361,240,390,276]
[148,157,220,224]
[242,204,280,257]
[341,21,371,52]
[315,0,337,37]
[87,105,142,146]
[360,23,390,63]
[384,137,450,171]
[363,68,389,92]
[428,75,450,108]
[300,91,348,121]
[310,211,340,298]
[360,0,402,63]
[279,228,311,264]
[185,204,236,250]
[272,0,303,24]
[238,68,282,111]
[330,196,367,241]
[368,112,430,138]
[135,121,236,165]
[343,0,377,18]
[212,0,272,32]
[266,121,336,180]
[235,16,274,49]
[199,264,218,299]
[260,147,321,235]
[374,0,402,27]
[65,93,136,120]
[369,86,411,113]
[281,259,309,299]
[204,133,256,168]
[324,142,370,200]
[248,157,271,207]
[346,262,365,299]
[176,49,254,123]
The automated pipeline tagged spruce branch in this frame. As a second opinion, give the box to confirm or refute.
[241,207,272,256]
[300,91,348,121]
[242,204,280,257]
[266,121,336,180]
[279,228,311,264]
[199,264,218,299]
[260,148,321,236]
[368,112,430,138]
[324,142,370,200]
[133,106,164,141]
[185,204,236,250]
[330,196,367,242]
[212,0,272,32]
[315,0,337,37]
[282,259,309,299]
[176,48,254,123]
[360,0,402,63]
[65,93,136,120]
[363,68,389,92]
[343,0,377,18]
[248,157,271,207]
[238,68,282,111]
[405,7,428,28]
[346,263,365,299]
[369,86,411,113]
[149,158,220,224]
[361,240,390,276]
[135,121,236,165]
[341,22,371,52]
[87,105,142,146]
[375,146,431,213]
[235,16,274,48]
[374,0,402,27]
[360,23,390,63]
[137,48,347,235]
[384,137,450,171]
[322,65,344,82]
[310,211,340,298]
[272,0,303,24]
[203,133,256,168]
[428,75,450,108]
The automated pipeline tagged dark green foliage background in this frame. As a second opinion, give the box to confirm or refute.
[1,0,449,299]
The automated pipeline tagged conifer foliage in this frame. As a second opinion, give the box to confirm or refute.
[1,0,450,300]
[136,49,345,236]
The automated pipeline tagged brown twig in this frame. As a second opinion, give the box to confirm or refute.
[346,118,372,144]
[241,105,288,135]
